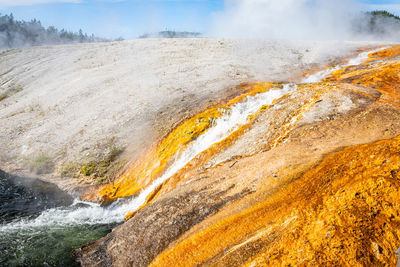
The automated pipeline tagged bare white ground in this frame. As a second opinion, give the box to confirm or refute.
[0,38,379,185]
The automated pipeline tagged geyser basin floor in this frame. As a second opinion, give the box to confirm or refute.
[0,39,371,193]
[96,46,385,217]
[0,43,394,266]
[77,45,400,266]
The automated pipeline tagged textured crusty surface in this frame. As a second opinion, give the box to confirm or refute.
[0,39,372,191]
[75,45,400,266]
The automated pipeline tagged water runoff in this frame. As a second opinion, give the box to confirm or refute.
[0,47,384,266]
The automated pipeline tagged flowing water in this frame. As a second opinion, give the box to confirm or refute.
[0,171,121,266]
[301,46,387,83]
[0,47,383,266]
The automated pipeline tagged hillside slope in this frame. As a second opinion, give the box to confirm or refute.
[75,45,400,266]
[0,39,368,192]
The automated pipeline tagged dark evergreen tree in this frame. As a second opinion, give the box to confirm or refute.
[0,13,108,49]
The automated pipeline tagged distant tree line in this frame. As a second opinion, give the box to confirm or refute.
[353,10,400,38]
[370,10,400,21]
[1,10,399,49]
[0,13,110,49]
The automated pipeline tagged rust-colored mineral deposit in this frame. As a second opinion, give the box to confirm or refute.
[76,45,400,266]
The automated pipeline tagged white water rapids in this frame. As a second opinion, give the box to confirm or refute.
[0,46,385,232]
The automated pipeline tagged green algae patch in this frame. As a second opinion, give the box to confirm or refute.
[61,144,126,184]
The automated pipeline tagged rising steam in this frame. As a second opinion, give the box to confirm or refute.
[207,0,399,41]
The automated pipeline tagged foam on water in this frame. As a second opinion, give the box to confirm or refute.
[0,200,116,231]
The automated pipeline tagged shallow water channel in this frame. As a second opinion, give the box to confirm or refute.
[0,170,119,266]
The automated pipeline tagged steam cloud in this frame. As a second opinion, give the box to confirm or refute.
[207,0,398,40]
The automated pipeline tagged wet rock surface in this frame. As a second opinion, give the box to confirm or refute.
[75,186,252,266]
[77,45,400,266]
[0,169,73,223]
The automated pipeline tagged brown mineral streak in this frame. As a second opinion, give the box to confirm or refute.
[149,45,400,266]
[76,45,400,267]
[151,136,400,266]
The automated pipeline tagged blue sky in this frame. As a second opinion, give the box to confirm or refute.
[362,0,400,14]
[0,0,399,39]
